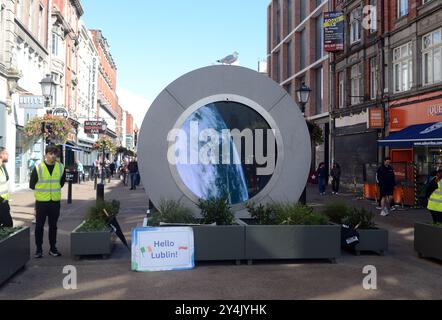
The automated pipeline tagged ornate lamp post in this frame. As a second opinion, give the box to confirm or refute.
[40,74,56,114]
[296,82,311,205]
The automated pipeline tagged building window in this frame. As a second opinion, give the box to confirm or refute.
[38,5,44,43]
[422,0,433,4]
[286,41,292,78]
[370,57,377,100]
[28,0,34,32]
[350,64,362,105]
[299,0,307,22]
[350,8,361,44]
[338,72,345,108]
[300,29,307,69]
[393,42,413,92]
[315,67,323,114]
[315,14,324,60]
[16,0,22,20]
[275,0,281,45]
[397,0,408,18]
[52,33,59,56]
[370,0,377,33]
[422,29,442,86]
[286,0,292,32]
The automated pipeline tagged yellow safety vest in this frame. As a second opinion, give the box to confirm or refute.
[34,162,64,202]
[427,180,442,212]
[0,166,9,201]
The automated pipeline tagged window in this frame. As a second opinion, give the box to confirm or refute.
[350,8,361,44]
[370,0,377,33]
[315,14,324,60]
[28,0,34,32]
[397,0,408,18]
[286,41,292,78]
[52,33,59,56]
[299,0,307,22]
[350,64,362,105]
[300,29,307,69]
[275,0,281,45]
[338,72,345,108]
[286,0,292,32]
[38,5,43,43]
[370,57,377,100]
[393,42,413,92]
[422,29,442,86]
[16,0,22,20]
[423,0,433,4]
[315,67,323,114]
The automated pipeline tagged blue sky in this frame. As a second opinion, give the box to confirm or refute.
[82,0,270,125]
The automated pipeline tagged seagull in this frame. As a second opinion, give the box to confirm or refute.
[217,51,239,65]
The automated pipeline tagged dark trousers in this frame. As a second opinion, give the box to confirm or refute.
[332,178,340,193]
[35,201,61,251]
[130,173,137,189]
[0,201,13,227]
[319,177,326,194]
[429,210,442,224]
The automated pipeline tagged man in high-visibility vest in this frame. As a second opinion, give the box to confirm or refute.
[426,169,442,224]
[30,145,66,258]
[0,147,13,228]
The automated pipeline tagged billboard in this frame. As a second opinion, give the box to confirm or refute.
[324,12,344,52]
[84,120,105,134]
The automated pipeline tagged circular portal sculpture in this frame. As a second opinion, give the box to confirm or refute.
[138,66,311,215]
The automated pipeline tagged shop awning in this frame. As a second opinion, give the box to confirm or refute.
[378,122,442,148]
[61,144,82,152]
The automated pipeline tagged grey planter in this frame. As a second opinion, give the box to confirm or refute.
[414,222,442,261]
[192,225,245,263]
[354,228,389,256]
[71,222,115,259]
[0,227,30,287]
[244,224,341,263]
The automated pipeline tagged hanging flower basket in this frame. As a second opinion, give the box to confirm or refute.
[93,136,117,154]
[24,114,73,144]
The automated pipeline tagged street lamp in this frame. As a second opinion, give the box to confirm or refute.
[297,82,311,205]
[296,82,312,115]
[100,120,108,185]
[40,74,56,113]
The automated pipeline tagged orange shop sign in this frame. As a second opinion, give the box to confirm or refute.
[367,108,384,129]
[390,97,442,131]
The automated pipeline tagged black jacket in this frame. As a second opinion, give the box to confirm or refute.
[376,165,396,188]
[426,178,439,199]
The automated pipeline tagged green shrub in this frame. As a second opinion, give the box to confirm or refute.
[198,195,234,225]
[78,200,120,232]
[342,207,376,230]
[322,201,351,224]
[148,200,197,226]
[246,202,277,225]
[271,203,329,225]
[432,222,442,228]
[0,227,21,241]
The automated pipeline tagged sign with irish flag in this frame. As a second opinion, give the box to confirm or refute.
[131,227,195,272]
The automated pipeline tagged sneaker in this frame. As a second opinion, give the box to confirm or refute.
[380,209,390,217]
[376,207,383,210]
[34,251,43,259]
[49,249,62,257]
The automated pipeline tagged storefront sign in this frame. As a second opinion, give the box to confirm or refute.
[84,121,105,134]
[19,95,45,109]
[324,12,344,52]
[390,96,442,131]
[131,227,194,272]
[52,107,69,118]
[367,108,384,129]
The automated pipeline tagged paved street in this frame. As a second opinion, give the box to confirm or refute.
[0,180,441,300]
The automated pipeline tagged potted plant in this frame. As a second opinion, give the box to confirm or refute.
[0,227,30,286]
[243,202,340,263]
[71,200,120,259]
[414,222,442,261]
[322,202,388,256]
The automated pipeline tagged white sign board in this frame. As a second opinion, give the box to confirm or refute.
[131,227,194,272]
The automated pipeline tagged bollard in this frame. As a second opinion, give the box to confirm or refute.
[94,174,97,190]
[96,183,104,202]
[68,180,73,204]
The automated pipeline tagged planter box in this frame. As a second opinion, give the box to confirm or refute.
[71,222,114,259]
[192,225,245,263]
[0,227,30,286]
[414,222,442,261]
[354,229,389,256]
[244,224,341,263]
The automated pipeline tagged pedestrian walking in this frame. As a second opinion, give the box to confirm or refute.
[0,147,13,228]
[76,160,84,184]
[330,162,341,195]
[110,161,116,178]
[426,169,442,223]
[128,158,139,190]
[316,162,327,196]
[376,157,396,216]
[30,145,66,258]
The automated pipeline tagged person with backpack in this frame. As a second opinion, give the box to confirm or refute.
[426,169,442,224]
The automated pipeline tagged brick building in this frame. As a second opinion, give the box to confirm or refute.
[267,0,332,173]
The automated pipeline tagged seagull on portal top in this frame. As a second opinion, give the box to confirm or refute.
[217,51,239,65]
